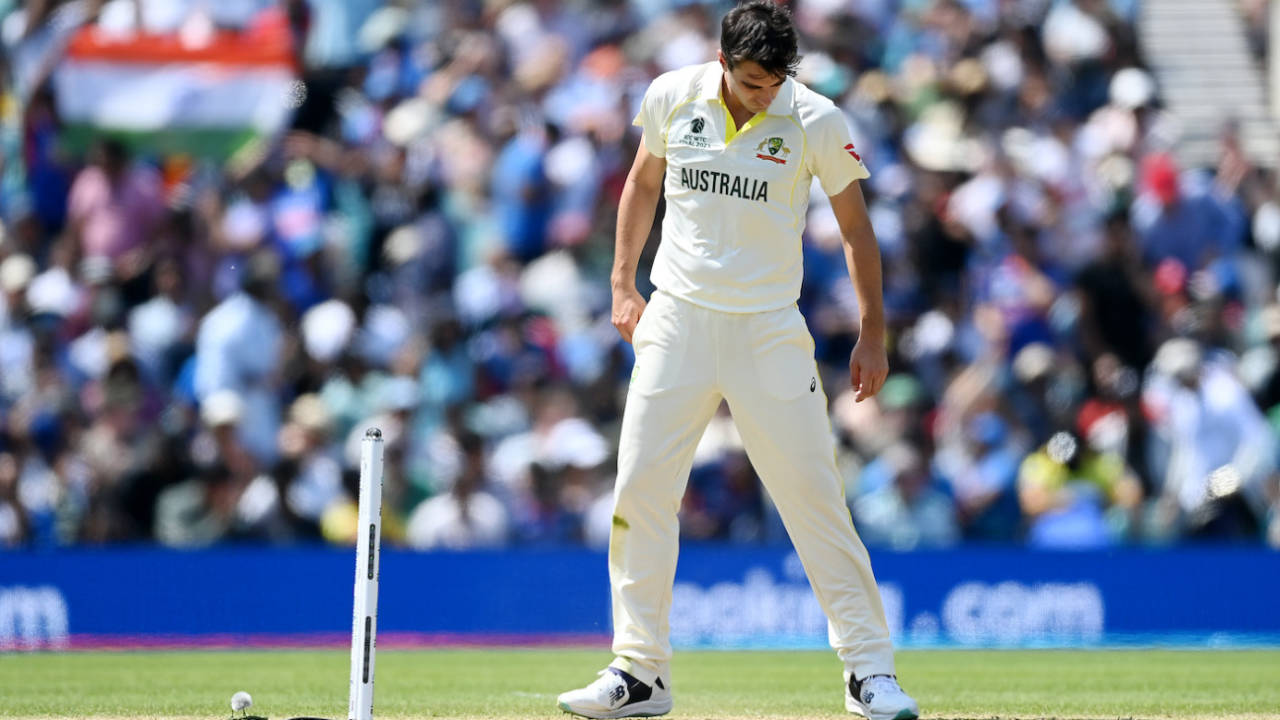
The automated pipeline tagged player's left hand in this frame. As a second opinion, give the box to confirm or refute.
[849,336,889,402]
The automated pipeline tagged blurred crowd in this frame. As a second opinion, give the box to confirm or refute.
[1,0,1279,551]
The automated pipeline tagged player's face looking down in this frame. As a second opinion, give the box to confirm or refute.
[719,56,785,115]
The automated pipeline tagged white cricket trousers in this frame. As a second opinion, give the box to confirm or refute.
[608,290,896,686]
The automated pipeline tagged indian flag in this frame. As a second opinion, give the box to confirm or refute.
[53,20,300,159]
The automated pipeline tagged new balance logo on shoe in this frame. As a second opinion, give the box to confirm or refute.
[558,667,673,719]
[846,673,919,720]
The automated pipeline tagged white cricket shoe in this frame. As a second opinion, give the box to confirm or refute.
[557,667,673,719]
[845,673,919,720]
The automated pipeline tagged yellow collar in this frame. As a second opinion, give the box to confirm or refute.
[696,61,794,142]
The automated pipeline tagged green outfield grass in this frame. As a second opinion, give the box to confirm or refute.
[2,649,1278,719]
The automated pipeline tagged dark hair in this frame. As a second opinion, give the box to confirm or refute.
[720,1,800,78]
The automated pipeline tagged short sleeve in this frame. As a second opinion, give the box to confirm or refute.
[632,78,670,158]
[807,107,870,196]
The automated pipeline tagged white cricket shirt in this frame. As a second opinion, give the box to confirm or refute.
[634,61,870,312]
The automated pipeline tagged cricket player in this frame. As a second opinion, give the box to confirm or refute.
[557,3,919,719]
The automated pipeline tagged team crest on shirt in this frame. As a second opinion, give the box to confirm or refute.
[755,136,791,164]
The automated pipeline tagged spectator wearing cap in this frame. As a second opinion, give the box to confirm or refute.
[0,252,36,321]
[193,389,258,484]
[493,388,608,546]
[405,430,508,550]
[0,253,37,405]
[1017,430,1143,549]
[74,350,165,542]
[126,255,196,387]
[153,460,240,547]
[1143,338,1274,540]
[341,373,423,533]
[1147,256,1196,338]
[1131,153,1246,275]
[276,393,344,537]
[935,411,1025,541]
[1078,352,1153,492]
[300,299,371,439]
[1004,342,1082,446]
[193,250,285,465]
[1041,0,1119,119]
[533,411,611,544]
[521,459,588,546]
[155,390,256,547]
[20,229,82,333]
[854,442,958,550]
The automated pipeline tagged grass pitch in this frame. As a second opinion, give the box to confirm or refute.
[2,648,1278,719]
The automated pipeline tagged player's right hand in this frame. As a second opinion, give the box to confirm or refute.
[611,287,647,344]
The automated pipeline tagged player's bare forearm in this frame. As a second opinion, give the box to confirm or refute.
[842,231,886,338]
[612,140,666,342]
[829,180,889,401]
[612,184,659,292]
